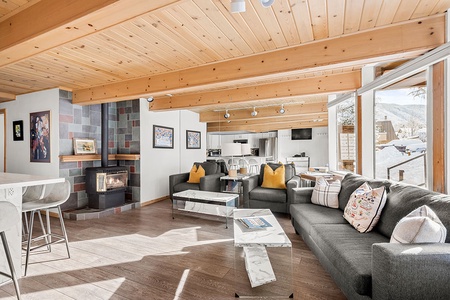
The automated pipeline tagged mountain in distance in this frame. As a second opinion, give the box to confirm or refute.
[375,103,426,130]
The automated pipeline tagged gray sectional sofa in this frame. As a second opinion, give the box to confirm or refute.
[290,173,450,300]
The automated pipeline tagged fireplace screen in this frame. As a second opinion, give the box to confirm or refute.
[96,171,128,192]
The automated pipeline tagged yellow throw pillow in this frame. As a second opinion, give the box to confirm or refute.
[187,165,205,183]
[261,164,286,189]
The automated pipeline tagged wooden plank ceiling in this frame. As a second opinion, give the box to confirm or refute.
[0,0,448,132]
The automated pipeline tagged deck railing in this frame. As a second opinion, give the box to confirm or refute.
[387,153,426,186]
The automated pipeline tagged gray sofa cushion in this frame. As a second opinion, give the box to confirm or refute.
[290,203,347,235]
[376,182,450,242]
[338,173,391,211]
[249,186,286,203]
[258,163,295,186]
[194,161,219,175]
[310,224,389,296]
[173,182,200,193]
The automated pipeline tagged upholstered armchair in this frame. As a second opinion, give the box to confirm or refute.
[242,162,301,213]
[169,161,225,200]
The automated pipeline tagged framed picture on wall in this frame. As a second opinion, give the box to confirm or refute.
[153,125,174,149]
[30,110,51,163]
[186,130,201,149]
[13,120,24,141]
[73,138,97,155]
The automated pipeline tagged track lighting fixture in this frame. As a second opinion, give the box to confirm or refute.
[279,104,285,114]
[230,0,275,13]
[224,109,230,119]
[251,107,258,117]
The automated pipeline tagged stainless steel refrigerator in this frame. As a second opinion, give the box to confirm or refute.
[259,137,277,161]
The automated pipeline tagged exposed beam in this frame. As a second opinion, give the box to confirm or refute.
[208,120,328,133]
[207,114,328,127]
[200,102,328,123]
[0,92,16,102]
[72,15,445,105]
[0,0,183,68]
[150,72,360,111]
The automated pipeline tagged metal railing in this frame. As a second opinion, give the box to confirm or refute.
[387,152,426,186]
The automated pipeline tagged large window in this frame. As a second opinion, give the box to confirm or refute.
[374,87,427,186]
[337,98,356,172]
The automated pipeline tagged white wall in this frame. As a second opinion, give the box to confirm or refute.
[139,98,206,203]
[278,127,329,167]
[0,89,60,176]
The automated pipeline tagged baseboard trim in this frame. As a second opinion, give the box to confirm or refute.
[141,196,169,207]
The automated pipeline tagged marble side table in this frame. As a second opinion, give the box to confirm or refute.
[233,209,293,298]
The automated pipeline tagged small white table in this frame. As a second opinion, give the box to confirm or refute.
[172,190,238,228]
[0,173,65,282]
[233,209,293,298]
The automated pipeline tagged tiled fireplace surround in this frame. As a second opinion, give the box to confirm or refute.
[58,90,140,218]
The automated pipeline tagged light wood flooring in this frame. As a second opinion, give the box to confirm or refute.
[0,200,346,299]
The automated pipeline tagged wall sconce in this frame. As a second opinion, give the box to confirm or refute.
[224,109,230,119]
[279,104,285,114]
[251,107,258,117]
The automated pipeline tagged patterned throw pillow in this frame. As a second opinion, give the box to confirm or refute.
[311,177,341,208]
[343,182,387,233]
[187,164,205,183]
[390,205,447,243]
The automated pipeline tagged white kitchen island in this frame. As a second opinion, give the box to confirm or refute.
[0,173,64,282]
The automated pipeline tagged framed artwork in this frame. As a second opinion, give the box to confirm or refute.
[30,110,51,163]
[73,138,97,155]
[186,130,201,149]
[153,125,174,149]
[13,120,24,141]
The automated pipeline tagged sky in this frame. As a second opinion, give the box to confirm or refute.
[375,88,427,105]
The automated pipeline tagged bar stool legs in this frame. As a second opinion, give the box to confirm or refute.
[1,232,22,300]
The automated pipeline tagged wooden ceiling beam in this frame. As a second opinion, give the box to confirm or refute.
[208,114,328,127]
[0,0,183,68]
[207,120,329,133]
[200,102,328,123]
[150,71,360,111]
[72,15,445,105]
[0,92,16,102]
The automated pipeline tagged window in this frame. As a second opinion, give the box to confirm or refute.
[374,86,427,186]
[336,98,356,172]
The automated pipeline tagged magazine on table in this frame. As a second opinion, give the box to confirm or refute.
[238,216,272,229]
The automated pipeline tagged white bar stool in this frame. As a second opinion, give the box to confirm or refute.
[0,202,22,299]
[22,180,71,276]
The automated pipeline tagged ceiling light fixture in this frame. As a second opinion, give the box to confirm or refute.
[230,0,275,13]
[251,107,258,117]
[279,104,285,114]
[147,97,154,103]
[230,0,245,13]
[224,109,230,119]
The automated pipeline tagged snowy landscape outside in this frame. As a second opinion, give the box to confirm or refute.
[375,88,427,187]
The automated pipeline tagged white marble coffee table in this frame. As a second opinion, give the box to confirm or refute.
[233,209,293,298]
[172,190,238,228]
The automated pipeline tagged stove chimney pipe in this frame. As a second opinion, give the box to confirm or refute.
[101,103,109,167]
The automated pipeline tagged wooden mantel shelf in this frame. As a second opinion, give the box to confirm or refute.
[59,154,140,162]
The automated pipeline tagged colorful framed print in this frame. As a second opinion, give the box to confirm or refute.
[153,125,174,149]
[30,110,51,162]
[186,130,201,149]
[13,120,24,141]
[73,138,97,155]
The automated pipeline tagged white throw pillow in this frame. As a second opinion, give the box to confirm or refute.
[343,182,387,233]
[390,205,447,243]
[311,177,341,208]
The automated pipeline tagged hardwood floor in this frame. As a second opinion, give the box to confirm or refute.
[0,200,346,299]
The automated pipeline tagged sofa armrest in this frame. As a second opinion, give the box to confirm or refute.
[200,173,225,192]
[169,172,190,200]
[286,175,301,208]
[372,243,450,300]
[242,175,259,208]
[290,187,314,204]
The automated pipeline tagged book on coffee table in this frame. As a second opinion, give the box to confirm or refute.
[238,216,272,229]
